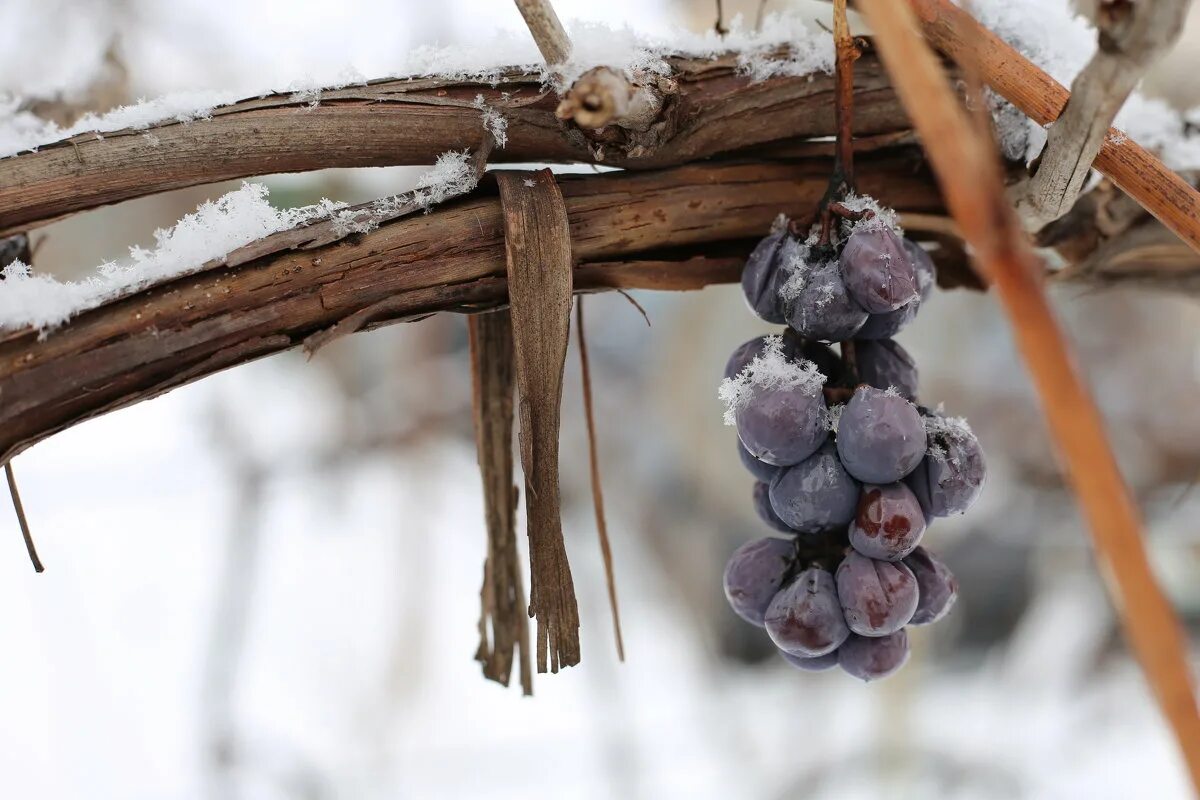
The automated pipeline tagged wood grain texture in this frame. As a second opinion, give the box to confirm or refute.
[469,309,532,694]
[496,169,579,674]
[0,53,912,233]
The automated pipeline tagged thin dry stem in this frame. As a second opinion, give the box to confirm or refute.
[513,0,571,65]
[5,461,44,573]
[858,0,1200,789]
[832,0,859,192]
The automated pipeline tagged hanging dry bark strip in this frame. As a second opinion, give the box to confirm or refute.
[495,169,580,674]
[857,0,1200,790]
[468,309,534,694]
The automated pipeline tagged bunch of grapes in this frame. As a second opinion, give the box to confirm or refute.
[719,200,984,681]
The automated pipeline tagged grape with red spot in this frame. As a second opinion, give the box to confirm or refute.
[838,630,910,681]
[836,550,919,636]
[848,482,926,561]
[764,565,850,657]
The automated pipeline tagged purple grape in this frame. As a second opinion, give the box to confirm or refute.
[741,230,789,323]
[836,550,919,636]
[904,238,937,303]
[764,566,850,657]
[753,481,794,534]
[723,537,795,627]
[838,630,910,681]
[781,649,840,672]
[839,227,918,313]
[853,339,919,400]
[904,546,958,625]
[738,439,780,482]
[857,301,918,340]
[906,417,985,517]
[769,442,860,533]
[836,386,927,484]
[848,483,926,561]
[724,335,771,381]
[783,255,869,342]
[735,384,828,467]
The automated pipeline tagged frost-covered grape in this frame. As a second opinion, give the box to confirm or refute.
[838,630,910,681]
[904,238,937,303]
[857,301,918,340]
[736,385,828,467]
[854,339,918,400]
[782,649,840,672]
[906,416,986,516]
[796,339,845,385]
[741,230,789,323]
[738,439,780,483]
[723,537,795,627]
[836,386,927,483]
[769,442,860,533]
[754,481,794,534]
[764,566,849,657]
[839,227,918,314]
[725,335,770,381]
[783,256,869,343]
[836,550,919,636]
[904,546,958,625]
[848,483,926,561]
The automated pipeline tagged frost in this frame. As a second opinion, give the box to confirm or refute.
[411,150,478,210]
[823,403,844,433]
[924,413,975,463]
[473,94,508,148]
[837,193,901,238]
[718,334,826,425]
[884,385,903,398]
[0,183,345,331]
[776,239,815,304]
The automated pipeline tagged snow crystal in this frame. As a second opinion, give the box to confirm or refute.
[823,403,844,433]
[718,334,826,425]
[474,94,509,148]
[837,193,902,238]
[0,183,345,332]
[777,239,815,304]
[412,150,478,210]
[923,413,975,462]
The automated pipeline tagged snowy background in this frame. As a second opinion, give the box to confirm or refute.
[3,1,1200,798]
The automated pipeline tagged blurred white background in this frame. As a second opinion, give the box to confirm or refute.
[2,1,1200,798]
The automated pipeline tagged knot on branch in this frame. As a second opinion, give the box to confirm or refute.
[555,67,669,133]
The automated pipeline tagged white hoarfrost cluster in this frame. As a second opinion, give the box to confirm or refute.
[473,94,509,148]
[718,334,826,425]
[923,413,975,464]
[835,192,902,238]
[0,183,344,332]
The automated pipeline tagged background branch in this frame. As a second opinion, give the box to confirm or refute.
[514,0,572,66]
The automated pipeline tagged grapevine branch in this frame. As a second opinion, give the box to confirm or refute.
[513,0,571,66]
[856,0,1200,791]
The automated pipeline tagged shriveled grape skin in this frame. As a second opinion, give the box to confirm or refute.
[738,439,781,483]
[904,238,938,303]
[838,631,910,681]
[904,546,959,625]
[723,537,796,627]
[784,259,869,342]
[753,481,794,534]
[836,550,919,636]
[769,442,860,533]
[839,228,919,314]
[848,483,927,561]
[781,649,840,672]
[764,567,850,657]
[736,385,828,467]
[853,339,919,400]
[906,424,986,517]
[836,386,927,484]
[741,231,789,323]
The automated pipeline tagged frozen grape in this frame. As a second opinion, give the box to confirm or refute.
[905,546,958,625]
[736,384,828,467]
[848,483,926,561]
[783,256,869,342]
[781,649,839,672]
[857,301,918,340]
[738,439,780,483]
[764,566,849,657]
[853,339,919,400]
[769,442,860,533]
[723,537,795,627]
[904,238,937,303]
[906,416,986,517]
[724,335,770,381]
[838,630,910,681]
[836,550,919,636]
[836,386,926,483]
[839,227,918,314]
[741,230,789,323]
[753,481,794,534]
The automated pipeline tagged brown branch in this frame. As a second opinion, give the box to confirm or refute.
[5,461,44,573]
[576,297,624,661]
[903,0,1200,258]
[1010,0,1190,228]
[857,0,1200,790]
[513,0,571,66]
[0,156,945,470]
[832,0,859,192]
[0,52,914,234]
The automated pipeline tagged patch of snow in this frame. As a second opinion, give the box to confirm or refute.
[718,334,826,425]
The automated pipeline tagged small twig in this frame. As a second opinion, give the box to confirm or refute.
[755,0,771,32]
[576,297,625,662]
[615,289,651,327]
[5,461,44,573]
[714,0,728,36]
[831,0,860,195]
[1010,0,1190,230]
[513,0,571,66]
